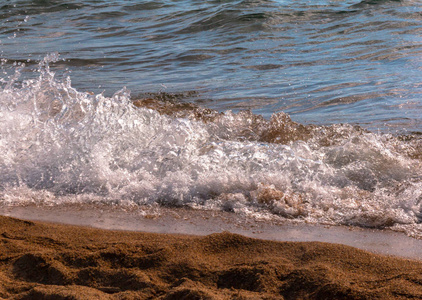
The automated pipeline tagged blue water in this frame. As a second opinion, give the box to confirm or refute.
[1,0,421,132]
[0,0,422,237]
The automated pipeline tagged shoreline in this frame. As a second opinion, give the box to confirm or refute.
[1,213,422,299]
[1,204,422,261]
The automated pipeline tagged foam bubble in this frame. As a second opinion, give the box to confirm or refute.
[1,55,421,237]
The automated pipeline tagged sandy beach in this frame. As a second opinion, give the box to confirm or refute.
[1,213,422,299]
[1,1,422,299]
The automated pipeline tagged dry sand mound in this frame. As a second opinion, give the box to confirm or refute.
[0,216,421,299]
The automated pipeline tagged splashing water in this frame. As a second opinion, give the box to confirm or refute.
[0,55,421,237]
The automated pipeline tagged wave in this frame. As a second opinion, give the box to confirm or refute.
[2,0,420,136]
[0,55,421,238]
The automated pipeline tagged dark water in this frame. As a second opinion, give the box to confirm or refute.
[1,0,422,237]
[1,0,421,131]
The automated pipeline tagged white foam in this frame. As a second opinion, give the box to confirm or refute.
[0,55,421,237]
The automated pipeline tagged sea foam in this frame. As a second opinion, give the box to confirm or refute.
[1,55,421,237]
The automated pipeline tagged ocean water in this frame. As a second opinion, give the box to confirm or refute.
[0,0,421,237]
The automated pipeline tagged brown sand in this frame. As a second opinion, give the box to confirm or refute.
[1,216,422,299]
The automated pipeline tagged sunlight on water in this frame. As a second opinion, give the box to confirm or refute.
[0,55,421,238]
[1,0,421,131]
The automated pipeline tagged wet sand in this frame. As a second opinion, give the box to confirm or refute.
[1,207,422,299]
[2,205,422,261]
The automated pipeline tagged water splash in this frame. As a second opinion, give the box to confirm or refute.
[0,55,421,237]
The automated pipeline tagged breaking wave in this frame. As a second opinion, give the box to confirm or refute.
[1,54,421,237]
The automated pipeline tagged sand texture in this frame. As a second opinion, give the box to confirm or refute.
[1,216,422,299]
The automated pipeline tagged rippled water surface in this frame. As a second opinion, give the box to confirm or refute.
[1,0,421,131]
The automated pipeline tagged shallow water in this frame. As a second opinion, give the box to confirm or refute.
[1,0,421,131]
[3,205,422,261]
[0,1,421,239]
